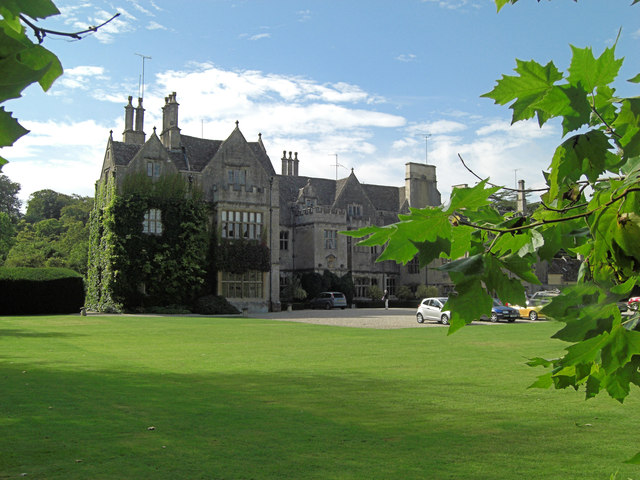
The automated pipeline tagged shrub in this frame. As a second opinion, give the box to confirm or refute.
[0,267,85,315]
[397,285,415,300]
[369,285,383,301]
[416,285,440,299]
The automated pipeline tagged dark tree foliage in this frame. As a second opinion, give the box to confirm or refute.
[0,174,22,220]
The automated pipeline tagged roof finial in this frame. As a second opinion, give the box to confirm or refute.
[235,120,239,128]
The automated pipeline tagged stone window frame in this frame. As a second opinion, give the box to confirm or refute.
[280,230,289,250]
[324,229,337,249]
[146,161,160,178]
[221,210,263,240]
[221,270,264,299]
[143,208,163,235]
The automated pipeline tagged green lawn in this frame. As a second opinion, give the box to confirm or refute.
[1,315,638,479]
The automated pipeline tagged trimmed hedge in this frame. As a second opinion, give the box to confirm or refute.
[0,267,85,315]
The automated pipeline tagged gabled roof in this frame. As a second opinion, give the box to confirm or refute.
[332,170,376,211]
[109,129,274,175]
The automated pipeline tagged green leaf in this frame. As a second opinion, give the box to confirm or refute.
[18,44,63,92]
[613,97,640,160]
[567,45,623,93]
[482,58,563,126]
[414,236,451,267]
[445,278,492,334]
[629,73,640,83]
[624,451,640,465]
[446,180,499,214]
[0,0,60,20]
[438,253,484,275]
[547,131,615,199]
[535,84,591,135]
[0,107,29,147]
[561,333,610,368]
[528,372,553,389]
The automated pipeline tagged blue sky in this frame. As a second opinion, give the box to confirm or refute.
[3,0,639,206]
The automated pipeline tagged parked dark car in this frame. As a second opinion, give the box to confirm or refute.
[484,299,520,323]
[309,291,348,310]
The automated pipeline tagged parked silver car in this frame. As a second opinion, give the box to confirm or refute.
[309,291,348,310]
[416,297,450,325]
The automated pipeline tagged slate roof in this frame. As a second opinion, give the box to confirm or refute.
[278,172,403,213]
[111,141,142,166]
[111,133,274,175]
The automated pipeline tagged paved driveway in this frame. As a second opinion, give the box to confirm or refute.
[250,307,535,329]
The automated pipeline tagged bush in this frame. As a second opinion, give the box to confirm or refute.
[194,295,240,315]
[416,285,440,299]
[0,267,85,315]
[397,285,415,300]
[369,285,383,301]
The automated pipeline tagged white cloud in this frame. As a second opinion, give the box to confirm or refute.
[396,54,417,62]
[298,10,312,22]
[420,0,483,10]
[146,21,166,30]
[55,66,107,91]
[3,119,110,203]
[248,33,271,41]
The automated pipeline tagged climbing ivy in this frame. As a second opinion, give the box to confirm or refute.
[86,173,208,312]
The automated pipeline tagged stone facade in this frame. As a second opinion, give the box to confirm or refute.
[96,93,445,312]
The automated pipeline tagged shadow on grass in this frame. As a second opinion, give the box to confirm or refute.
[0,328,87,339]
[1,359,634,480]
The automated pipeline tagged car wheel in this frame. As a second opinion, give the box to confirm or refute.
[417,313,424,324]
[631,302,639,311]
[508,318,516,323]
[324,302,331,310]
[490,312,499,323]
[529,310,538,321]
[441,314,450,325]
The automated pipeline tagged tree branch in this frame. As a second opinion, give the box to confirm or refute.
[458,154,549,193]
[20,13,121,44]
[454,186,640,235]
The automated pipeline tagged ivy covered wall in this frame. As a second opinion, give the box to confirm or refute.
[86,173,209,312]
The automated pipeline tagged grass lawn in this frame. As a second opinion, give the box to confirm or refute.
[1,315,639,479]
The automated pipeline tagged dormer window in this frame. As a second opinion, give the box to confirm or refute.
[348,204,362,217]
[305,198,316,207]
[147,161,160,178]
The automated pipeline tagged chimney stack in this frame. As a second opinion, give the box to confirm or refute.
[517,179,526,214]
[161,92,181,150]
[123,96,145,144]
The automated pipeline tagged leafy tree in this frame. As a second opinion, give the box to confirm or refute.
[0,174,22,219]
[5,194,92,274]
[0,212,16,263]
[24,189,74,223]
[345,0,640,450]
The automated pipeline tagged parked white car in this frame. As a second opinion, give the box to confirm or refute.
[416,297,450,325]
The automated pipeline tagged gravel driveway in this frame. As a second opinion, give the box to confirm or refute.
[250,307,530,329]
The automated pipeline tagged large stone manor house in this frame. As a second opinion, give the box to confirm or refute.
[95,93,445,312]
